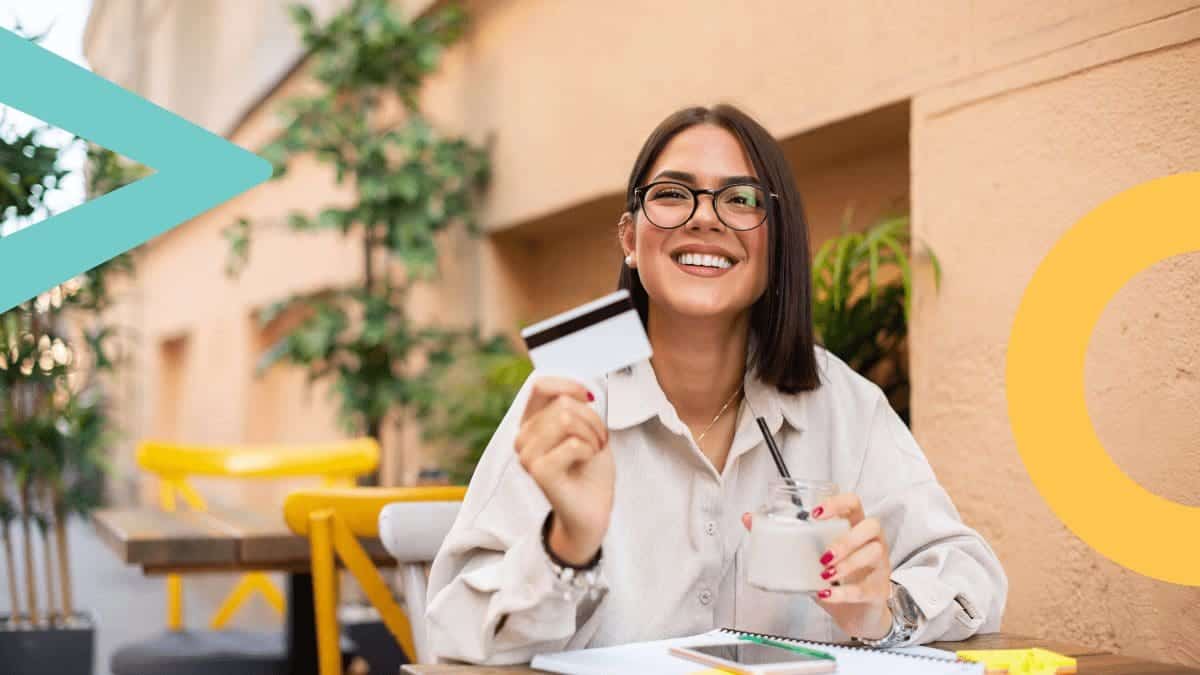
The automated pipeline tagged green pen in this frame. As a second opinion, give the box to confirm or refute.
[738,635,837,661]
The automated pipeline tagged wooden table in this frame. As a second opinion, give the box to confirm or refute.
[94,506,394,572]
[94,507,395,675]
[97,509,1198,675]
[402,632,1200,674]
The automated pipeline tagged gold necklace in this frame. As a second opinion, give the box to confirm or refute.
[696,385,743,445]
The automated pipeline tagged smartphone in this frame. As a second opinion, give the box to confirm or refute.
[670,642,837,674]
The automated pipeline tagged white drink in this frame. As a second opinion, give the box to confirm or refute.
[747,513,850,593]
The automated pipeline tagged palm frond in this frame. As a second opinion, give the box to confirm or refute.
[810,213,938,424]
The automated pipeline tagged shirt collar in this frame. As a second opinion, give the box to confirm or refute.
[605,357,809,435]
[606,359,670,431]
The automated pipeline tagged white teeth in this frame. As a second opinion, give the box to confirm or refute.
[675,252,733,269]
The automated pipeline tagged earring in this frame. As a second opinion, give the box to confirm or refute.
[625,254,635,268]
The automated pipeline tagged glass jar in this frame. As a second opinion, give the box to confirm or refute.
[746,478,850,593]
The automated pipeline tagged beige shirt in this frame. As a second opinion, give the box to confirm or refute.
[426,348,1007,665]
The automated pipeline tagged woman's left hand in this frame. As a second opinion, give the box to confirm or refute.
[741,493,893,640]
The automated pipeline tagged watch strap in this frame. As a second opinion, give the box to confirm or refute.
[851,582,919,648]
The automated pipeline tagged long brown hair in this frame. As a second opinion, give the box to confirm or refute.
[617,104,820,393]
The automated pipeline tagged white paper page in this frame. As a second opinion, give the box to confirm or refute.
[530,629,984,675]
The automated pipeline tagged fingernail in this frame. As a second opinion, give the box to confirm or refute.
[820,567,836,580]
[817,589,831,599]
[819,551,834,566]
[812,506,824,518]
[587,391,595,402]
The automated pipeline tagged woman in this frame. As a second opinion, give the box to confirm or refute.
[426,104,1007,665]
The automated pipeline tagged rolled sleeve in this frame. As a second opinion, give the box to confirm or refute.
[427,520,608,664]
[425,373,608,664]
[854,391,1009,644]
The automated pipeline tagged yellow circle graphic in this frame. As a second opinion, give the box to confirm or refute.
[1006,171,1200,586]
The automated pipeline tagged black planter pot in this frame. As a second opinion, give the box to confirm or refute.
[0,613,95,675]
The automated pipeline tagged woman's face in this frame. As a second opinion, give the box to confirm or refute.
[621,124,770,322]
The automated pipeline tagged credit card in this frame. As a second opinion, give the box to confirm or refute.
[520,289,653,381]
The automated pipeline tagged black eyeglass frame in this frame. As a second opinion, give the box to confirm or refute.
[633,180,778,231]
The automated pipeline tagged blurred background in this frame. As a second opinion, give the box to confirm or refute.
[1,0,1198,673]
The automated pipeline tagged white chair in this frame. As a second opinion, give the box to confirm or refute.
[378,499,462,664]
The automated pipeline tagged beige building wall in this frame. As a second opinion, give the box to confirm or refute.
[909,18,1200,663]
[85,0,1200,665]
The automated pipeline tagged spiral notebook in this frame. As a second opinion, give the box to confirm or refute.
[529,627,984,674]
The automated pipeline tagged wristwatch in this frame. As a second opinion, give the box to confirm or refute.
[541,511,604,602]
[851,582,921,648]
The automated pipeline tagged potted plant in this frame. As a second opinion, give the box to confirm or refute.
[1,110,144,673]
[0,322,109,675]
[810,213,940,423]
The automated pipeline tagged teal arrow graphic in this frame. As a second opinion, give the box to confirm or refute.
[0,28,270,312]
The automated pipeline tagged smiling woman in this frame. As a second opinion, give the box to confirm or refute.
[425,104,1008,665]
[617,106,819,398]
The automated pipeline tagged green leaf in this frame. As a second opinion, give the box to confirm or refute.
[877,232,913,322]
[829,233,858,308]
[867,236,880,308]
[415,43,442,71]
[256,337,291,375]
[288,4,315,29]
[317,208,351,231]
[288,212,316,231]
[222,217,252,278]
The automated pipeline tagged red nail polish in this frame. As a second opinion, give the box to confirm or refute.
[812,506,824,518]
[820,551,834,566]
[821,567,836,580]
[586,391,595,402]
[818,589,831,599]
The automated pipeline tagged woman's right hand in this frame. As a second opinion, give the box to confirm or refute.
[515,376,614,567]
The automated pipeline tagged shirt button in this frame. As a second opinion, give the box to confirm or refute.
[699,589,713,605]
[705,521,717,536]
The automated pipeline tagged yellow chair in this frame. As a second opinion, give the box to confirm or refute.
[283,486,466,675]
[138,439,380,630]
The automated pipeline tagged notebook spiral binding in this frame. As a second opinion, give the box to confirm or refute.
[718,628,964,665]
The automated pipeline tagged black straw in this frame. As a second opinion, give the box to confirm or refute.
[746,396,809,520]
[755,416,791,479]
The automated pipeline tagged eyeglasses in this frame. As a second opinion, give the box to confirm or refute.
[634,180,776,231]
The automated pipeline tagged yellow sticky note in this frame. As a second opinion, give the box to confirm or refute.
[957,648,1077,675]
